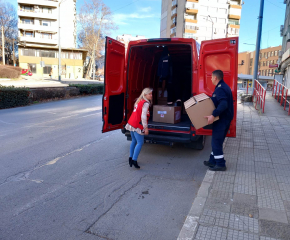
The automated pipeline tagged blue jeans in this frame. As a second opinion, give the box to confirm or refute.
[130,131,144,161]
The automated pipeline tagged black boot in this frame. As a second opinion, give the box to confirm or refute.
[132,160,140,169]
[129,157,132,167]
[204,161,215,168]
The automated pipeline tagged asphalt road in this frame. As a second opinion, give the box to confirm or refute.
[0,95,210,240]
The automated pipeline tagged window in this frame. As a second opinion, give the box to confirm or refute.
[250,58,253,67]
[41,7,52,14]
[265,70,268,76]
[41,33,52,39]
[25,31,34,37]
[228,19,239,25]
[274,50,278,56]
[264,52,267,58]
[40,50,56,58]
[22,6,33,12]
[171,27,176,34]
[249,68,252,74]
[171,8,177,15]
[23,49,36,57]
[183,33,196,39]
[261,70,264,76]
[263,61,265,66]
[268,52,271,57]
[43,65,52,74]
[259,53,262,59]
[271,51,274,57]
[29,64,36,73]
[172,0,177,6]
[22,18,34,25]
[185,24,197,30]
[41,20,51,27]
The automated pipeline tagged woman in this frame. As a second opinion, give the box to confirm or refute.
[125,88,153,169]
[49,68,53,79]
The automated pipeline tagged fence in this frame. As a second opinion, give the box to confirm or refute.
[272,79,290,115]
[253,80,266,113]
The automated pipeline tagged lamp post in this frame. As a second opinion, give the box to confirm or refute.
[208,15,214,40]
[58,0,67,81]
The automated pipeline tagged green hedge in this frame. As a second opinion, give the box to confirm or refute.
[69,84,104,95]
[0,85,30,109]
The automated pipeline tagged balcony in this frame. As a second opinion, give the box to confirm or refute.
[18,0,58,7]
[184,29,197,34]
[185,18,197,24]
[187,0,199,2]
[185,3,198,15]
[229,4,242,9]
[228,8,241,18]
[19,36,58,45]
[18,23,58,33]
[18,10,57,20]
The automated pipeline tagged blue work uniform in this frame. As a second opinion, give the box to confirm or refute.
[209,79,234,167]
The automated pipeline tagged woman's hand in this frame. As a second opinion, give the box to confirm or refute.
[144,128,149,135]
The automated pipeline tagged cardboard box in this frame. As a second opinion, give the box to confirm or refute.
[184,93,219,130]
[153,105,181,124]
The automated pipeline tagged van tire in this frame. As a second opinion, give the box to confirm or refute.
[184,135,206,150]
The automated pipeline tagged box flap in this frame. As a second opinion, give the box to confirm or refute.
[184,97,197,109]
[194,93,210,102]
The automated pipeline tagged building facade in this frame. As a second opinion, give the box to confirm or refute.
[17,0,86,79]
[160,0,242,42]
[238,46,282,77]
[278,0,290,87]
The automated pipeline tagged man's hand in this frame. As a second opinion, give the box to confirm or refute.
[205,115,215,125]
[144,128,149,135]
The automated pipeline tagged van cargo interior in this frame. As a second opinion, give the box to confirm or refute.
[127,44,193,131]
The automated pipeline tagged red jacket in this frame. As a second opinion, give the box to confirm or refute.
[128,99,150,131]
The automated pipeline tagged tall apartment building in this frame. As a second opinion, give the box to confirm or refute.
[238,45,281,76]
[17,0,87,79]
[160,0,242,42]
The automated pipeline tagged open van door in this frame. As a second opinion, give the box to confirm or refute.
[102,37,126,133]
[196,37,238,137]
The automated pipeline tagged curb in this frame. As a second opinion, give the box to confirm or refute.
[177,138,228,240]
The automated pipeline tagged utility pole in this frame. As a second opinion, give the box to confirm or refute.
[252,0,265,94]
[13,39,15,66]
[93,44,95,81]
[2,26,5,65]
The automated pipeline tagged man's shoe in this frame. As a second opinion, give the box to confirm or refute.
[204,161,215,168]
[208,165,227,171]
[175,101,182,107]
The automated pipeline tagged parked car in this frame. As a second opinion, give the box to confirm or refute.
[21,69,33,76]
[102,37,238,149]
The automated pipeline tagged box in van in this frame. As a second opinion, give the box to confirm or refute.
[102,37,238,149]
[153,105,181,124]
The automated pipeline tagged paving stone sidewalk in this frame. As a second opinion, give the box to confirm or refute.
[179,94,290,240]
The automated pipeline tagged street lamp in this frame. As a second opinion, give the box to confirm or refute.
[208,15,214,40]
[58,0,67,81]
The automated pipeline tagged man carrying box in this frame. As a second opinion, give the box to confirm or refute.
[204,70,234,171]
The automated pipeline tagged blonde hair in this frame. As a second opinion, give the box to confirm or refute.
[135,88,153,106]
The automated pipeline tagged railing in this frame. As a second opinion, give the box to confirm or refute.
[272,79,290,115]
[253,80,266,113]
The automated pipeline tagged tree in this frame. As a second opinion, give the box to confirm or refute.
[0,0,18,65]
[77,0,117,78]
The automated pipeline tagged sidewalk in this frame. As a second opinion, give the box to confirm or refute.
[0,77,103,88]
[178,93,290,240]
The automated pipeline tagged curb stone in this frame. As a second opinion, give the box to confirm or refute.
[177,138,228,240]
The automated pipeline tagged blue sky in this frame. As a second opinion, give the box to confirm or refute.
[11,0,285,53]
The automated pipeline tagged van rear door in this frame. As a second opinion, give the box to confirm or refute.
[102,37,126,133]
[195,37,238,137]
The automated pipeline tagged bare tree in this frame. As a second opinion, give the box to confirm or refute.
[78,0,117,78]
[0,0,18,65]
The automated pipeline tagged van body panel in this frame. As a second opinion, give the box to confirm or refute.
[102,37,126,133]
[195,37,238,138]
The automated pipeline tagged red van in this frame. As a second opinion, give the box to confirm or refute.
[102,37,238,149]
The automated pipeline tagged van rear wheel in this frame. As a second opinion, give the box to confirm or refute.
[184,135,206,150]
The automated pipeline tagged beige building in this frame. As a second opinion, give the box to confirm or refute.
[17,0,86,78]
[238,45,282,77]
[160,0,242,42]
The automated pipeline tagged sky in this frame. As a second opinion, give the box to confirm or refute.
[11,0,286,53]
